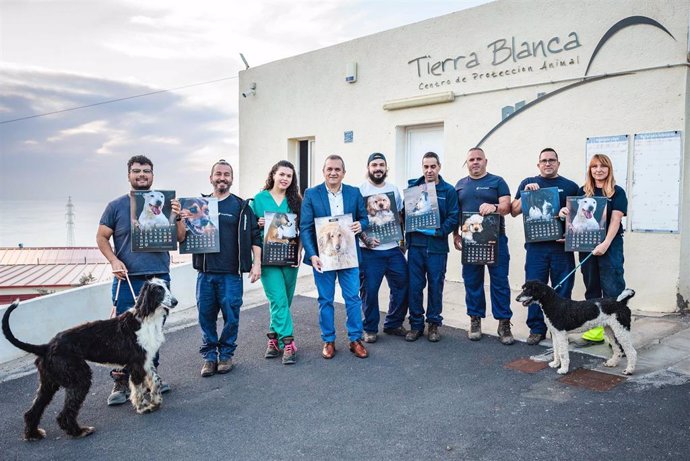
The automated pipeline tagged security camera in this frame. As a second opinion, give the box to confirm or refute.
[242,83,256,98]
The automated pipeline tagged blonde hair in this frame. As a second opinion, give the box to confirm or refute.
[583,154,616,198]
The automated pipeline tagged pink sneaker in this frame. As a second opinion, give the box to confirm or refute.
[265,332,281,358]
[282,337,297,365]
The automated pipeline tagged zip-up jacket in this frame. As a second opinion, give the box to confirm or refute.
[192,195,262,274]
[405,175,459,253]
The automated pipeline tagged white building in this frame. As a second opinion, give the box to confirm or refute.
[239,0,690,313]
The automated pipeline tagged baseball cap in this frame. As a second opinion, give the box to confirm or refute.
[367,152,386,164]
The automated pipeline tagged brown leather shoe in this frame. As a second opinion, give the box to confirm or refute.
[322,342,336,359]
[349,340,369,359]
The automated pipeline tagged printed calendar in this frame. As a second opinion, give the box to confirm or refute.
[363,191,403,245]
[130,190,177,252]
[521,187,563,242]
[262,212,299,266]
[179,197,220,254]
[403,182,440,233]
[461,212,499,266]
[564,196,607,252]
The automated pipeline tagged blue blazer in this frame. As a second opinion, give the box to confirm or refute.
[299,182,368,266]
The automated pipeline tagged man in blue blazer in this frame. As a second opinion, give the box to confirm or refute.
[300,155,370,359]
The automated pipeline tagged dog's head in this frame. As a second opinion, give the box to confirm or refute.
[181,198,212,235]
[135,278,178,319]
[367,194,391,216]
[577,197,597,219]
[318,222,350,256]
[274,213,292,228]
[515,280,552,306]
[463,214,484,233]
[141,191,166,216]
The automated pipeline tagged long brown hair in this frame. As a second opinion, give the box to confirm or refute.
[583,154,616,198]
[263,160,302,223]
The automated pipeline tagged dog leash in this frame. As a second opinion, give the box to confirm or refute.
[110,272,137,318]
[553,252,594,290]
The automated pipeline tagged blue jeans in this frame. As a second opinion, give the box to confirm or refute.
[110,273,170,374]
[524,243,575,335]
[313,267,363,342]
[408,246,448,330]
[462,234,512,320]
[580,236,625,299]
[196,272,243,362]
[359,247,408,333]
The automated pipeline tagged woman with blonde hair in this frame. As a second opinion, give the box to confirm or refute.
[251,160,302,364]
[573,154,628,343]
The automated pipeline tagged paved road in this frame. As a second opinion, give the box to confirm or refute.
[1,296,689,460]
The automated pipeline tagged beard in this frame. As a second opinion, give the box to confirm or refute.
[368,170,387,185]
[214,180,231,193]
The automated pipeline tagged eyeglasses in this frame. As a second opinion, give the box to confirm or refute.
[539,159,558,164]
[130,168,153,174]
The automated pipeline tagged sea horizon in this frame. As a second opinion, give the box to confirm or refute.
[0,199,105,248]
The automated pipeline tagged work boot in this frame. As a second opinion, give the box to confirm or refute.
[282,337,297,365]
[383,326,408,336]
[201,360,217,377]
[427,324,441,342]
[468,316,482,341]
[405,329,423,342]
[498,319,515,345]
[265,332,281,358]
[526,332,546,345]
[107,379,130,406]
[217,359,234,374]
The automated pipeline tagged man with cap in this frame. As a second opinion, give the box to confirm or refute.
[358,152,408,343]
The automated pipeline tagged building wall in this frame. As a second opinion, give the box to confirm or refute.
[239,0,689,313]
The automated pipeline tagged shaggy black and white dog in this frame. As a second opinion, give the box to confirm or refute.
[515,280,637,375]
[1,278,177,441]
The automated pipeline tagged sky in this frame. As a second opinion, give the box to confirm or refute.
[0,0,491,205]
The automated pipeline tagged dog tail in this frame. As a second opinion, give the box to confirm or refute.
[2,300,48,356]
[616,289,635,303]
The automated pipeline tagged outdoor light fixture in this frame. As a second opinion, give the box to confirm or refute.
[383,91,455,110]
[242,82,256,98]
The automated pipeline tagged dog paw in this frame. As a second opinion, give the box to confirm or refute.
[622,368,634,375]
[557,367,569,375]
[548,361,560,368]
[603,359,617,367]
[24,427,46,441]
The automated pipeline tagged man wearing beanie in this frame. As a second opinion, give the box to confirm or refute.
[358,153,409,343]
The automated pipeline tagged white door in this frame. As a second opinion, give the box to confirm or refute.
[404,124,444,186]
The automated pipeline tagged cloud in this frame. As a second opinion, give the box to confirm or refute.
[0,66,237,202]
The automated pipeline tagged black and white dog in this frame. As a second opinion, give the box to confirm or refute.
[516,280,637,375]
[1,278,177,441]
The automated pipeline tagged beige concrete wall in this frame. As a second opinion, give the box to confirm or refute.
[239,0,689,313]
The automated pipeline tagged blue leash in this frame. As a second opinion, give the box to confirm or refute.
[553,252,594,290]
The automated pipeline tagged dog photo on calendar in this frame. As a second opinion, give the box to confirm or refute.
[178,196,220,254]
[363,191,402,245]
[129,190,177,252]
[565,196,607,252]
[461,212,499,266]
[403,182,441,233]
[521,187,563,242]
[315,214,358,271]
[262,212,299,266]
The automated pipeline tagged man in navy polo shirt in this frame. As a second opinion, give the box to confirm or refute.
[453,147,513,345]
[511,148,579,345]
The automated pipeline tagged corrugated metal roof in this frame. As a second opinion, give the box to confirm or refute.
[0,247,191,288]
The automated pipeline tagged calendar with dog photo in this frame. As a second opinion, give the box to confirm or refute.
[178,196,220,254]
[460,211,499,265]
[403,182,441,233]
[363,191,403,245]
[520,187,563,242]
[564,195,607,251]
[315,214,358,271]
[130,190,177,252]
[262,211,299,266]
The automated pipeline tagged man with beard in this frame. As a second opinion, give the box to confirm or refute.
[358,153,408,343]
[176,159,262,377]
[97,154,184,405]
